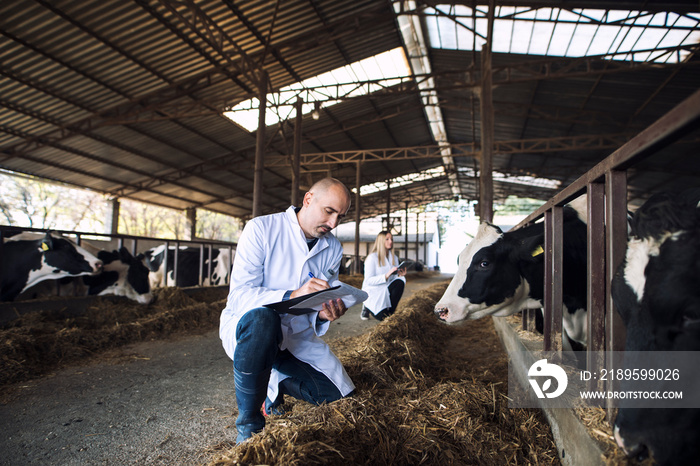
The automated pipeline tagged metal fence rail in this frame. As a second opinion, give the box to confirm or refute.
[0,225,237,288]
[512,89,700,414]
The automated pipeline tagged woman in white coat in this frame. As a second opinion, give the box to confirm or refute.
[361,231,406,321]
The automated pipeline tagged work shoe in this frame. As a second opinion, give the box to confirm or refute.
[262,399,285,417]
[360,306,370,320]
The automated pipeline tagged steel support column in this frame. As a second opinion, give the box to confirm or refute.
[292,97,302,207]
[415,212,420,262]
[252,71,268,218]
[385,180,391,230]
[185,207,197,240]
[404,202,409,260]
[354,162,362,274]
[423,217,427,265]
[106,198,120,235]
[479,2,495,223]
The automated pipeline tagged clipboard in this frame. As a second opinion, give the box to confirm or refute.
[264,283,368,315]
[390,260,411,275]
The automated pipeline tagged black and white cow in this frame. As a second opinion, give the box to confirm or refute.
[143,245,233,288]
[0,232,103,302]
[434,198,588,350]
[611,189,700,464]
[86,248,153,303]
[16,247,153,304]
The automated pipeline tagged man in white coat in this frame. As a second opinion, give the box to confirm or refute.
[220,177,355,443]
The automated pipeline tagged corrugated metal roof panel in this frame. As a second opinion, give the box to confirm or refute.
[1,0,698,220]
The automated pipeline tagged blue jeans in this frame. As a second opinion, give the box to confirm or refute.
[233,307,346,413]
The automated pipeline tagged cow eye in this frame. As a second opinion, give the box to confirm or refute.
[479,260,489,268]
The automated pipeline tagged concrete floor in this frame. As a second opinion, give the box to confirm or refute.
[0,272,453,466]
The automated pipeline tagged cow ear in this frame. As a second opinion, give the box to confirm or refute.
[518,234,545,262]
[530,244,544,257]
[41,233,54,251]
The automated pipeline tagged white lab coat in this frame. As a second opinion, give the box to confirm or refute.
[219,206,355,402]
[361,251,406,315]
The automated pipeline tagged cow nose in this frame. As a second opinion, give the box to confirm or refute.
[94,260,104,272]
[434,306,449,320]
[614,425,649,462]
[624,442,649,462]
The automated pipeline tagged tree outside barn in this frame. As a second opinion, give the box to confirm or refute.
[0,171,242,242]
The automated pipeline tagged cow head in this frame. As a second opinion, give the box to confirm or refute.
[17,233,103,293]
[90,247,153,304]
[611,191,700,464]
[40,233,103,276]
[434,222,543,323]
[122,248,153,304]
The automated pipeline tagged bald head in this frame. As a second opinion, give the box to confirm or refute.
[308,177,351,201]
[297,177,352,238]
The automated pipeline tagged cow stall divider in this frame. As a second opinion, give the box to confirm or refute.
[491,88,700,465]
[0,227,236,324]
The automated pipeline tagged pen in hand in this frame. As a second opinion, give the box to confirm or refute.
[291,271,328,299]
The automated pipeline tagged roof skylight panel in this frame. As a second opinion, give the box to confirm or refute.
[423,5,698,64]
[224,48,412,131]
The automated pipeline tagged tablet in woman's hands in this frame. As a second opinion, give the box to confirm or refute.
[391,260,410,274]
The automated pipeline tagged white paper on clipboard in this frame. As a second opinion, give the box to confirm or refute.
[290,282,368,311]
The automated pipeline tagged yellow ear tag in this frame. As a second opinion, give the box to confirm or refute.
[531,245,544,257]
[41,242,50,251]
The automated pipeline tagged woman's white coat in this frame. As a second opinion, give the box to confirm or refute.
[361,251,406,315]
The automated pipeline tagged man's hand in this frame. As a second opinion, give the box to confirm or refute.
[318,298,346,322]
[290,278,329,299]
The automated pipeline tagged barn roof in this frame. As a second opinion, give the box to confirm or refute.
[1,1,699,221]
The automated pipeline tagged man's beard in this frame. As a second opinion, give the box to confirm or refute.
[315,225,331,237]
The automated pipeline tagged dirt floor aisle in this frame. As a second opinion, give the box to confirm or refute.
[0,273,453,466]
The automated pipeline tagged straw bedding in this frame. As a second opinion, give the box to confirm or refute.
[0,287,227,387]
[209,283,561,466]
[1,278,632,464]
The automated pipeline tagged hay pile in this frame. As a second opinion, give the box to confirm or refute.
[340,274,364,289]
[340,271,435,290]
[210,283,560,465]
[0,287,226,387]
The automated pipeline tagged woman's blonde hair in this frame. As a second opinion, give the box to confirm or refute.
[370,230,393,267]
